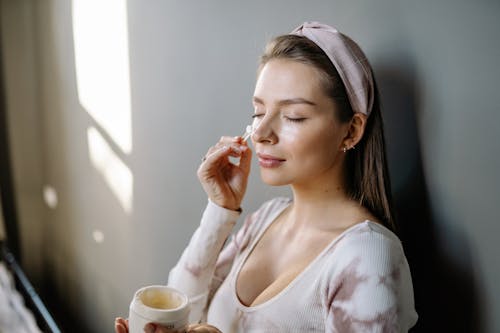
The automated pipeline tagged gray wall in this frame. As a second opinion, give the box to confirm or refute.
[1,0,499,332]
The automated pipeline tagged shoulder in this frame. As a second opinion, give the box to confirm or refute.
[337,221,403,256]
[335,221,405,268]
[323,222,417,330]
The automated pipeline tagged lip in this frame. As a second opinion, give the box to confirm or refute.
[256,153,285,168]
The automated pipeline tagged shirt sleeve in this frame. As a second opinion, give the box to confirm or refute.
[167,200,255,323]
[324,228,418,333]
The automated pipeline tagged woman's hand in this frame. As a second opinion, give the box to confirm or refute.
[197,136,252,211]
[114,317,221,333]
[184,324,222,333]
[115,317,129,333]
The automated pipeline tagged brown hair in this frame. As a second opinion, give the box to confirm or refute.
[259,35,396,231]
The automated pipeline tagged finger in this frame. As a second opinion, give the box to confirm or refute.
[115,318,127,333]
[203,146,230,164]
[186,324,222,333]
[207,138,242,155]
[227,145,247,158]
[204,136,242,158]
[144,322,181,333]
[116,317,128,326]
[144,323,156,333]
[238,145,252,173]
[203,144,246,167]
[218,135,240,143]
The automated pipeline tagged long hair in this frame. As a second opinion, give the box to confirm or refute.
[259,35,396,230]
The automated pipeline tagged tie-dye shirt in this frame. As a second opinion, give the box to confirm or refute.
[168,197,418,332]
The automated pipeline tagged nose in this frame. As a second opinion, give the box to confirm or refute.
[251,114,278,144]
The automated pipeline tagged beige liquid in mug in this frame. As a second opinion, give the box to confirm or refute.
[129,285,190,333]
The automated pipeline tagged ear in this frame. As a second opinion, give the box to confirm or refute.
[342,113,367,150]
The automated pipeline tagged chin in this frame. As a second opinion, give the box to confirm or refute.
[259,171,291,186]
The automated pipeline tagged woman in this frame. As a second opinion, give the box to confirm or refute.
[116,22,418,333]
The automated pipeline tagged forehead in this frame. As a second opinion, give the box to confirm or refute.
[254,59,326,103]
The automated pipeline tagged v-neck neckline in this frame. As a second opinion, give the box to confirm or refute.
[233,199,371,311]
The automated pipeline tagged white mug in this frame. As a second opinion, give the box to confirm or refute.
[128,285,190,333]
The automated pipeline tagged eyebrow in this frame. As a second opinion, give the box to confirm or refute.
[252,96,317,107]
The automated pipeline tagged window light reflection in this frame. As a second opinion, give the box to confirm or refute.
[87,127,133,213]
[72,0,132,154]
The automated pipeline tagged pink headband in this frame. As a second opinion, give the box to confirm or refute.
[290,22,374,116]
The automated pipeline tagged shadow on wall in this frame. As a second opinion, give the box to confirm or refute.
[375,60,484,333]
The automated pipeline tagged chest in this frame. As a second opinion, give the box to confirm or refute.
[209,271,328,332]
[235,225,339,307]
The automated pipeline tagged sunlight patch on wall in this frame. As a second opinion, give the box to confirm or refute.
[87,127,133,213]
[42,185,59,209]
[72,0,132,154]
[73,0,134,213]
[92,229,105,244]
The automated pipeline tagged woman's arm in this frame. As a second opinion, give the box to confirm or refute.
[167,201,240,322]
[324,229,418,332]
[168,201,259,324]
[169,135,252,323]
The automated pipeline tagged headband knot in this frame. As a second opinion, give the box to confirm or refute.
[290,22,374,116]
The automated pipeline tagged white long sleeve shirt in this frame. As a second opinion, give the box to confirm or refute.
[168,197,418,332]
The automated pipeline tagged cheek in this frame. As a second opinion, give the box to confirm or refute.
[278,122,303,142]
[281,121,337,147]
[282,123,341,163]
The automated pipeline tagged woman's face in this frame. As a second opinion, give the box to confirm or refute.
[251,59,350,187]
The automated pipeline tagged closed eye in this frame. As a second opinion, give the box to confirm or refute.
[285,117,307,123]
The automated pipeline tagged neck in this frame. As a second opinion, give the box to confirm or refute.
[284,175,355,231]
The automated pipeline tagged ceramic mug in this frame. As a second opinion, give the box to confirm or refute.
[128,285,190,333]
